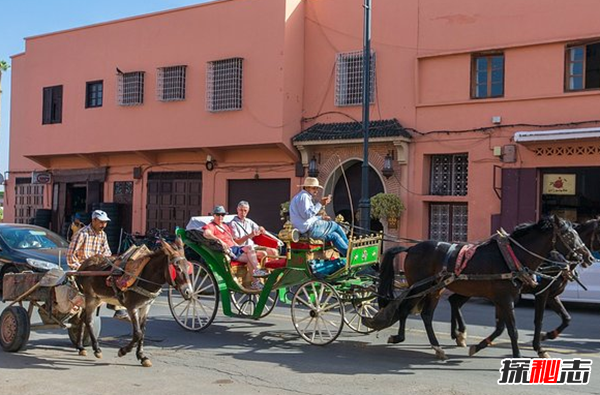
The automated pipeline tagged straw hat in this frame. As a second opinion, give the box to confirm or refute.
[298,177,323,189]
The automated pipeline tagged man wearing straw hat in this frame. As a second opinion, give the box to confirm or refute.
[289,177,349,256]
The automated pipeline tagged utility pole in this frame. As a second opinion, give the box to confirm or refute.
[359,0,372,234]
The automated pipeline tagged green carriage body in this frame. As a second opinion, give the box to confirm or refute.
[171,226,382,344]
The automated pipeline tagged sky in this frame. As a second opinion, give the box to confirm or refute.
[0,0,212,191]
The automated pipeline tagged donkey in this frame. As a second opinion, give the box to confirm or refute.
[75,238,193,367]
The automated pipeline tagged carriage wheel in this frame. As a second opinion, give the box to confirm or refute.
[291,281,344,346]
[168,261,219,331]
[342,289,378,334]
[0,306,30,352]
[68,314,102,347]
[231,289,278,319]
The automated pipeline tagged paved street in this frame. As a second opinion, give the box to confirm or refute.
[1,293,599,395]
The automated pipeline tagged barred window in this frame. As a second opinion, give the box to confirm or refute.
[117,71,145,106]
[206,57,243,112]
[335,50,376,107]
[157,65,186,101]
[430,153,468,196]
[429,203,468,242]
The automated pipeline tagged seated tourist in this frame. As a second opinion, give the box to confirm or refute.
[289,177,349,256]
[202,205,268,290]
[229,200,279,258]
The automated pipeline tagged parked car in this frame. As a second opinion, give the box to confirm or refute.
[0,223,69,295]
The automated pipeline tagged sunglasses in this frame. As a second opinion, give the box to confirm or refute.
[214,213,226,216]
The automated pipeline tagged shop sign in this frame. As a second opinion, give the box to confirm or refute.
[543,174,575,195]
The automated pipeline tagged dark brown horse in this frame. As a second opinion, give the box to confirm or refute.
[75,238,193,367]
[375,216,594,360]
[448,218,599,357]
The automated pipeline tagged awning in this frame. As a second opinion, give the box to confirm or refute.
[514,127,600,143]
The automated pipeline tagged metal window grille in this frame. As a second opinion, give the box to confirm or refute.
[117,71,145,106]
[157,65,186,101]
[429,203,468,242]
[335,50,376,107]
[430,153,468,196]
[206,58,243,112]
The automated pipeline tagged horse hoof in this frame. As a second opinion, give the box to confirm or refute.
[468,345,478,357]
[387,335,404,344]
[78,349,87,357]
[433,346,448,360]
[118,349,126,358]
[141,359,152,368]
[455,332,467,347]
[538,351,550,359]
[94,352,102,359]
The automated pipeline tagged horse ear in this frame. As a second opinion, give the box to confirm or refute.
[175,236,184,249]
[161,238,176,254]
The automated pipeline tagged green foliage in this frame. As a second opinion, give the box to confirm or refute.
[0,60,9,72]
[370,193,405,220]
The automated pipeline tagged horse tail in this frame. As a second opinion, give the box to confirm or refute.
[378,245,409,308]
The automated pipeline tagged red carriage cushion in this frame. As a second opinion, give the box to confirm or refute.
[264,258,286,269]
[230,260,246,267]
[252,233,281,249]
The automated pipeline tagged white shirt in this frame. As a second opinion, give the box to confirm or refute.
[229,216,260,246]
[289,189,322,233]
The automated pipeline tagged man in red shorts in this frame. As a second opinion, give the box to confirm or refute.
[202,205,268,290]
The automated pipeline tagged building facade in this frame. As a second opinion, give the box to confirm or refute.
[5,0,600,245]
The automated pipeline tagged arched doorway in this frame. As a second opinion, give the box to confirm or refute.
[327,160,384,232]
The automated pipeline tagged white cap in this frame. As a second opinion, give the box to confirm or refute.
[91,210,111,222]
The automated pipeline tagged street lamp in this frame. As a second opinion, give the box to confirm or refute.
[359,0,372,234]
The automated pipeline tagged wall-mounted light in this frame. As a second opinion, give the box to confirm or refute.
[308,155,319,178]
[382,151,394,179]
[205,155,215,171]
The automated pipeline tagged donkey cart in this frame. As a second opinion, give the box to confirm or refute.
[167,220,382,346]
[0,268,101,352]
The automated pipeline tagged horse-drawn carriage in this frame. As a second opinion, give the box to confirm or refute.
[167,217,382,345]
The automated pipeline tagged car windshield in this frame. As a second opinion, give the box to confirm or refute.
[0,227,69,250]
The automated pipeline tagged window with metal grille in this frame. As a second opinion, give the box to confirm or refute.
[157,65,186,101]
[429,203,468,242]
[85,80,103,108]
[471,53,504,99]
[430,153,468,196]
[335,50,376,107]
[42,85,63,124]
[565,41,600,91]
[117,71,144,106]
[206,58,243,112]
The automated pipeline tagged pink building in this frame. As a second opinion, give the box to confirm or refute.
[5,0,600,247]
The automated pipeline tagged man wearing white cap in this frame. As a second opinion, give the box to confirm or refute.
[289,177,349,256]
[67,209,129,320]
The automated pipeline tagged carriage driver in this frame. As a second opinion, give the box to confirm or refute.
[289,177,349,256]
[66,209,129,321]
[202,205,268,290]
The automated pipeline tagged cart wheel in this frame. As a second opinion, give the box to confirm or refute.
[291,281,344,346]
[168,261,219,331]
[231,289,278,318]
[68,314,102,347]
[0,306,30,352]
[342,289,378,334]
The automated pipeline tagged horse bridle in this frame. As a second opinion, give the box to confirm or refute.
[165,255,190,288]
[552,220,589,264]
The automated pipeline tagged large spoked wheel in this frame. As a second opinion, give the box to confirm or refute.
[342,289,378,334]
[231,289,278,319]
[168,261,219,331]
[68,313,102,347]
[0,306,30,352]
[291,280,344,346]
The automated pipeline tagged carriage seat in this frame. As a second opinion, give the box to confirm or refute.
[230,257,286,269]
